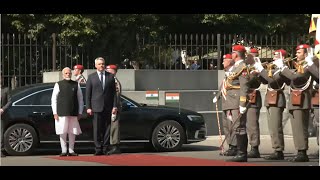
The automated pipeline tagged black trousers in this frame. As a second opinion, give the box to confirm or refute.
[93,108,112,153]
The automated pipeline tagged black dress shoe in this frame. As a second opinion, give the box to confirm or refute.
[219,149,237,156]
[94,151,104,156]
[226,153,248,162]
[219,146,237,156]
[107,146,121,155]
[247,147,260,158]
[68,152,78,156]
[60,153,68,157]
[264,151,284,160]
[288,151,309,162]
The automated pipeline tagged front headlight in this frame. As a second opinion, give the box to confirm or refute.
[187,115,203,122]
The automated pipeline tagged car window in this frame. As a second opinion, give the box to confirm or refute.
[33,89,53,105]
[121,97,136,108]
[14,89,53,106]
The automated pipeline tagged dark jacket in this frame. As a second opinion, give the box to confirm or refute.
[86,71,117,112]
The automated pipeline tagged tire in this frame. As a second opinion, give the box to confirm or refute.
[151,120,185,152]
[4,123,38,156]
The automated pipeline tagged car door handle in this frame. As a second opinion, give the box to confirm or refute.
[33,112,46,115]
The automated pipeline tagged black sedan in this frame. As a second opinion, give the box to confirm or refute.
[1,83,207,156]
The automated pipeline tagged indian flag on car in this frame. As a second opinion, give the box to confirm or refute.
[146,91,159,100]
[165,93,180,103]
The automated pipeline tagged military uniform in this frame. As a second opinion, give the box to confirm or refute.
[245,73,263,158]
[279,44,313,162]
[75,74,86,84]
[106,64,122,155]
[215,60,238,156]
[225,45,250,162]
[73,64,87,84]
[306,61,319,156]
[259,66,290,160]
[110,77,122,146]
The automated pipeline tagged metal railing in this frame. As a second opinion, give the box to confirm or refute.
[1,32,310,89]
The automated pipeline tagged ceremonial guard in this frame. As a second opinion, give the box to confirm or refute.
[278,44,313,162]
[213,54,237,156]
[254,49,290,160]
[224,45,250,162]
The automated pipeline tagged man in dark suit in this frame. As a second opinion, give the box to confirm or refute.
[86,57,118,155]
[1,80,11,157]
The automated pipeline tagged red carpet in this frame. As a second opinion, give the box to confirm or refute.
[47,154,262,166]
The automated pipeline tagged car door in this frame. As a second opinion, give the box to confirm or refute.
[31,88,57,141]
[76,87,93,141]
[119,97,148,140]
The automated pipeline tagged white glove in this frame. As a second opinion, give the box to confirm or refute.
[305,55,314,66]
[273,59,284,68]
[254,62,264,72]
[239,106,247,114]
[254,57,261,63]
[111,113,117,122]
[212,97,217,104]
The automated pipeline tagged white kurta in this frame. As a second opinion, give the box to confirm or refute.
[51,82,84,135]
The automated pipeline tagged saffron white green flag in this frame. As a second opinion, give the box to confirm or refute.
[165,93,180,103]
[146,91,159,100]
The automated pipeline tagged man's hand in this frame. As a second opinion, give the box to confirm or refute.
[239,106,247,114]
[112,108,118,115]
[212,97,217,104]
[273,59,284,68]
[0,108,4,115]
[254,62,264,73]
[87,109,93,116]
[54,114,59,121]
[77,114,82,120]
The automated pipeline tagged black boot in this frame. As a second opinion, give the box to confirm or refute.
[226,134,248,162]
[247,146,260,158]
[107,145,121,155]
[219,145,237,156]
[288,150,309,162]
[264,151,284,160]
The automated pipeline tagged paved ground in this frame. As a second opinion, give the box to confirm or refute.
[1,135,319,166]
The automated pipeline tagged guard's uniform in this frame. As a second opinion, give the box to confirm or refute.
[279,44,313,162]
[225,45,250,162]
[75,74,87,84]
[246,72,262,158]
[215,54,237,156]
[306,59,319,156]
[259,49,290,160]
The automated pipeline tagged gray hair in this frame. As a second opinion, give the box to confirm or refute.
[95,57,105,65]
[62,67,71,74]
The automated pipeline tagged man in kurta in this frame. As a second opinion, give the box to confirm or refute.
[51,67,84,156]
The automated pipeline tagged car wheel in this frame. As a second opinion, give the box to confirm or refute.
[151,120,185,152]
[4,124,38,156]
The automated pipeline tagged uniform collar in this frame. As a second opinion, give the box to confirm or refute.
[235,59,243,66]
